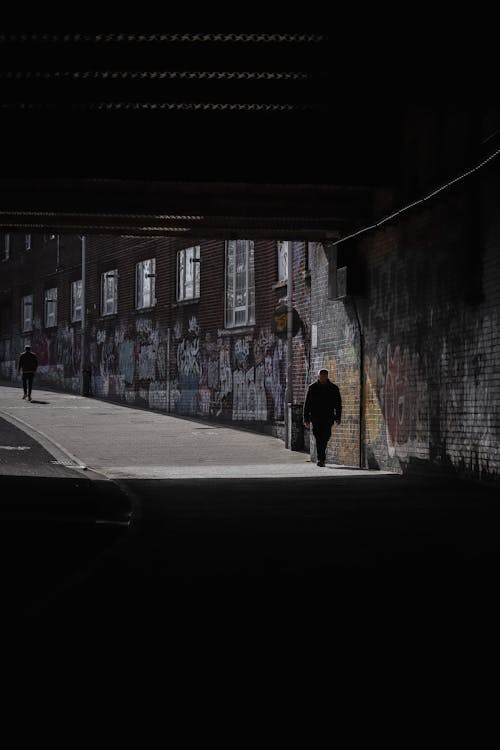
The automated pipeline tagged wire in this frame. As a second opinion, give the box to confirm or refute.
[330,146,500,247]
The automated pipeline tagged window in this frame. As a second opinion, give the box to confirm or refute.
[101,269,118,316]
[277,240,289,281]
[177,246,200,301]
[2,233,10,261]
[307,241,315,271]
[225,240,255,328]
[0,303,11,336]
[21,294,33,332]
[71,280,82,322]
[44,287,58,327]
[136,258,156,309]
[25,234,31,251]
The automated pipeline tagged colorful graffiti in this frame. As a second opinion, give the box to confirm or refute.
[364,343,430,462]
[3,310,295,428]
[170,319,286,422]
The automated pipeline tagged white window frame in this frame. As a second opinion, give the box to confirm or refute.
[44,287,58,328]
[136,258,156,310]
[2,233,10,261]
[307,241,316,271]
[277,240,289,281]
[225,240,255,328]
[25,234,32,251]
[177,246,200,301]
[21,294,33,332]
[101,269,118,316]
[71,279,83,322]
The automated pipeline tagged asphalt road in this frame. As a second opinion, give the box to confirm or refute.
[1,384,499,658]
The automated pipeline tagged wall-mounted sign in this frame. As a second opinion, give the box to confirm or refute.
[272,305,301,337]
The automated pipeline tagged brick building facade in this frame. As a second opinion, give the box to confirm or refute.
[2,108,499,480]
[0,233,312,441]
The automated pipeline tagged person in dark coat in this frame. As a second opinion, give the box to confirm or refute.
[18,344,38,402]
[303,368,342,466]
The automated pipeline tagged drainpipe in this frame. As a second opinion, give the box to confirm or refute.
[166,327,170,412]
[285,241,294,448]
[80,235,87,395]
[351,295,364,468]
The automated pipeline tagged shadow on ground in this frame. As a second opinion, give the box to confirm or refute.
[3,471,497,639]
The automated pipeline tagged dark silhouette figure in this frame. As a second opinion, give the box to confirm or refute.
[18,345,38,402]
[303,368,342,466]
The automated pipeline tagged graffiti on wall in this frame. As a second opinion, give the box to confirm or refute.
[119,339,135,385]
[171,319,287,422]
[364,343,430,463]
[139,344,156,380]
[176,324,201,415]
[232,363,267,420]
[385,344,429,458]
[439,313,497,474]
[14,310,295,427]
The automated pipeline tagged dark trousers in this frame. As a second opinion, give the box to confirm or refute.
[22,372,34,396]
[312,422,332,462]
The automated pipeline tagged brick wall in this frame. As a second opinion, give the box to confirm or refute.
[309,242,361,466]
[309,170,499,478]
[359,176,499,479]
[0,232,83,387]
[1,233,311,441]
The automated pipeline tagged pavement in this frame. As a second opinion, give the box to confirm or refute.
[1,379,499,654]
[0,381,391,481]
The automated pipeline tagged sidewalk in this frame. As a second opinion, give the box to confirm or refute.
[0,383,391,480]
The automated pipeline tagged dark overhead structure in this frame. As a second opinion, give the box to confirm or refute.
[0,178,372,239]
[0,32,404,238]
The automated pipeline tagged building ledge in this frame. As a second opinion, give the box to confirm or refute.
[272,279,287,290]
[218,326,256,336]
[135,306,157,314]
[171,298,200,308]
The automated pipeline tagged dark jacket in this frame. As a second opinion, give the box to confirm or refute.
[303,380,342,425]
[18,351,38,373]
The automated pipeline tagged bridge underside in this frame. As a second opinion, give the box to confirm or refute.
[0,31,472,239]
[0,177,374,239]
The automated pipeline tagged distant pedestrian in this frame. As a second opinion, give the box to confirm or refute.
[303,368,342,467]
[18,344,38,402]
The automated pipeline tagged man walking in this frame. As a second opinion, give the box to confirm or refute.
[18,344,38,402]
[303,368,342,467]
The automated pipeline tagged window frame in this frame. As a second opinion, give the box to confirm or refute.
[135,258,156,310]
[2,233,10,261]
[101,269,118,316]
[44,287,58,328]
[177,246,200,301]
[277,240,289,282]
[225,240,255,328]
[307,241,315,271]
[71,279,83,322]
[21,294,33,333]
